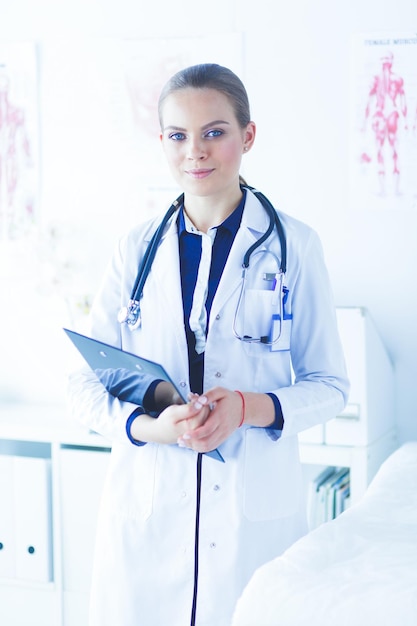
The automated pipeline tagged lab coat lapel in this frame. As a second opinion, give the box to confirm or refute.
[147,216,186,340]
[210,191,270,319]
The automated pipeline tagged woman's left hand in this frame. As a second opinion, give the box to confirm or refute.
[177,387,244,452]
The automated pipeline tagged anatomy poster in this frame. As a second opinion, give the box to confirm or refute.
[0,42,39,239]
[350,34,417,210]
[123,34,244,215]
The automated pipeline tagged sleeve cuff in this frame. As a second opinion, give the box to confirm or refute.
[126,407,147,447]
[266,393,284,441]
[143,379,164,412]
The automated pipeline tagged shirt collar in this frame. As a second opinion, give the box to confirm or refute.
[178,188,246,237]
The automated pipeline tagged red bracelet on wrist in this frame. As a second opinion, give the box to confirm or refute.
[234,390,245,427]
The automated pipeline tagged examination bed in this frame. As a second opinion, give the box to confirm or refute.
[232,442,417,626]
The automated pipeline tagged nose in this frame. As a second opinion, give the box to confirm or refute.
[186,136,207,160]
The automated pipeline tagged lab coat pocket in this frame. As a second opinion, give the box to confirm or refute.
[269,316,292,352]
[241,289,273,342]
[240,289,292,355]
[130,444,157,520]
[243,429,300,521]
[107,443,156,521]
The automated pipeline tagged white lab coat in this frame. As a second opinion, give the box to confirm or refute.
[68,190,349,626]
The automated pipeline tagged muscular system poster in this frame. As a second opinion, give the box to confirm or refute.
[350,33,417,210]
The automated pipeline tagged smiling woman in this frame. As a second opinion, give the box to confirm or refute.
[67,63,349,626]
[159,87,255,230]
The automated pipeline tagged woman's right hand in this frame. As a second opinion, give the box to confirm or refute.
[129,395,211,445]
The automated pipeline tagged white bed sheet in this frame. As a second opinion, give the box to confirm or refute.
[232,442,417,626]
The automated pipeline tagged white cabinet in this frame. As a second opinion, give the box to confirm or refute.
[14,456,53,583]
[299,307,395,447]
[327,307,395,446]
[299,307,397,517]
[0,453,53,583]
[0,455,15,579]
[0,442,58,626]
[299,428,398,507]
[59,446,110,625]
[0,584,60,626]
[0,407,111,626]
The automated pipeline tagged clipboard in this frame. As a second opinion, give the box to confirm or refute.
[64,328,224,462]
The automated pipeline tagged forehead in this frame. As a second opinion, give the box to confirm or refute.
[160,87,237,127]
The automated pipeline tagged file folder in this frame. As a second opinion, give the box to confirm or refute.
[0,455,16,579]
[14,456,53,583]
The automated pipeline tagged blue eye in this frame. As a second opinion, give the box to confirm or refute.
[205,129,223,138]
[169,132,186,141]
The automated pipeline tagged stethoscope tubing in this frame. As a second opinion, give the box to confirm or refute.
[129,193,184,306]
[120,186,286,330]
[243,186,287,273]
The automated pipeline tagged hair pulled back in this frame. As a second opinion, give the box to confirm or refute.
[158,63,251,130]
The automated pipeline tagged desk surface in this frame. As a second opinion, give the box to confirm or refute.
[0,403,109,447]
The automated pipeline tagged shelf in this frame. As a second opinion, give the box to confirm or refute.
[0,404,109,448]
[299,429,398,504]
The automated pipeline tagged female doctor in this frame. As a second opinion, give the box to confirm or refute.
[68,63,349,626]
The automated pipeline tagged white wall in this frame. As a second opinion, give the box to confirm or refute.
[0,0,416,442]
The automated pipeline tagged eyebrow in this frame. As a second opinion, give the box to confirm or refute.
[163,120,231,132]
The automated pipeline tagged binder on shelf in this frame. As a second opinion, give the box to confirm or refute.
[306,466,335,529]
[334,479,350,517]
[307,466,350,530]
[325,467,350,520]
[0,455,16,579]
[14,456,53,583]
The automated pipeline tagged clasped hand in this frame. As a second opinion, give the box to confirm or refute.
[136,386,244,450]
[173,387,243,453]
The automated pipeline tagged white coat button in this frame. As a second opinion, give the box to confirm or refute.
[210,542,216,549]
[181,491,187,498]
[215,372,221,378]
[179,381,187,388]
[215,314,220,320]
[213,484,220,491]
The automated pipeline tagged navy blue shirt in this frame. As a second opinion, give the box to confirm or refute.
[178,191,283,430]
[178,193,245,395]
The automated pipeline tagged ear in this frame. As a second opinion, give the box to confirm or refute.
[243,121,256,153]
[160,132,167,154]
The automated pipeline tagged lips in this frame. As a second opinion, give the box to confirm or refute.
[186,168,214,179]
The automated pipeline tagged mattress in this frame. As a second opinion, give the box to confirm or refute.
[232,442,417,626]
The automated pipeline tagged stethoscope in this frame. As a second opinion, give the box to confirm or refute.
[118,185,287,343]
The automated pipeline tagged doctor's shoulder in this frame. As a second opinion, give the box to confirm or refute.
[277,210,326,261]
[117,212,170,261]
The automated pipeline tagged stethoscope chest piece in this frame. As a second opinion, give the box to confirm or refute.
[118,299,142,330]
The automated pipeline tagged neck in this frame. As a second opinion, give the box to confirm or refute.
[183,187,243,233]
